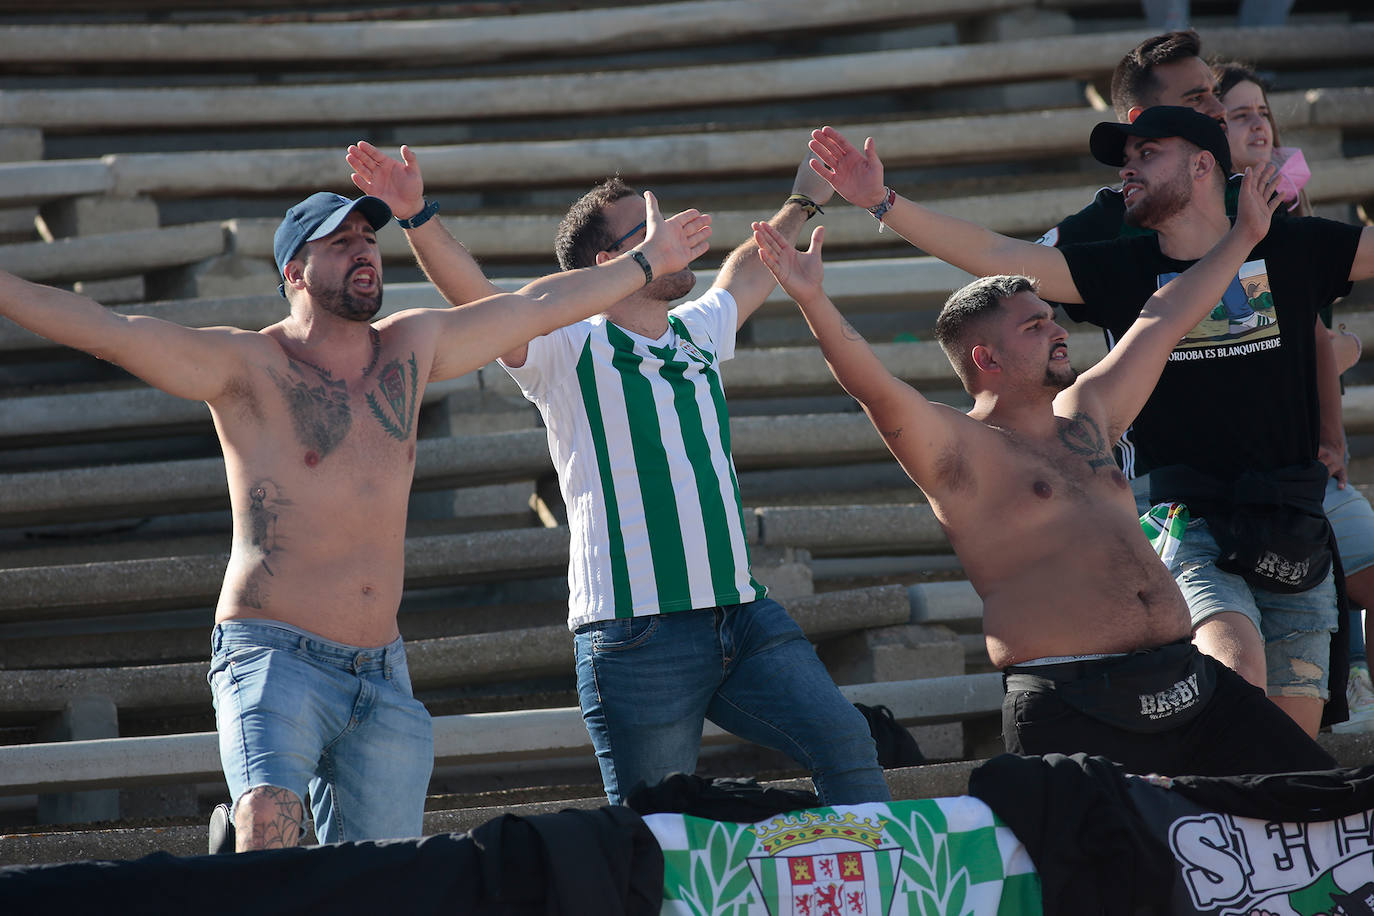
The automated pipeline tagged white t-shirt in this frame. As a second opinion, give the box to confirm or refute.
[503,288,766,629]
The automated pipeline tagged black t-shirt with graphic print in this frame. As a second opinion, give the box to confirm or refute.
[1059,217,1361,481]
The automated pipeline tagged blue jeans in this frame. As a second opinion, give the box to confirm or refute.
[574,598,889,806]
[208,620,433,843]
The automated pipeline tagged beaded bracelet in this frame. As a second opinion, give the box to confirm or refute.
[868,187,897,223]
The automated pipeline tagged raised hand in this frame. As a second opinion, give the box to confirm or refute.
[808,126,886,209]
[754,221,825,306]
[347,141,426,220]
[635,191,712,277]
[1233,161,1283,245]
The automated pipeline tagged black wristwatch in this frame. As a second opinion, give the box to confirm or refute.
[395,199,440,230]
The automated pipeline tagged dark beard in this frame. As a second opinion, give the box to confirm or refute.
[1044,363,1078,391]
[643,267,696,302]
[318,266,383,321]
[1123,169,1191,230]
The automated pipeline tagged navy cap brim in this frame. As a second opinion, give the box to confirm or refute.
[304,195,392,244]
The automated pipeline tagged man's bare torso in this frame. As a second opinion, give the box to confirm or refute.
[208,319,430,647]
[924,405,1192,669]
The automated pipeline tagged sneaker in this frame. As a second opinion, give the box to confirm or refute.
[208,802,235,854]
[1333,665,1374,734]
[1228,312,1274,336]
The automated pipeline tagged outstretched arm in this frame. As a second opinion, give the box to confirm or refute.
[716,156,835,329]
[753,220,965,491]
[425,191,711,381]
[808,126,1082,303]
[1073,164,1284,438]
[347,141,503,307]
[0,272,246,403]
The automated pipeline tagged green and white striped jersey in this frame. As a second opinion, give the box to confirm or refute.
[503,288,766,629]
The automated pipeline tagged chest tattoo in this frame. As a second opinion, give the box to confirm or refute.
[1058,413,1116,473]
[366,353,420,442]
[267,362,351,457]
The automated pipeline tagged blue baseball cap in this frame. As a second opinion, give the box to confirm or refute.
[273,192,392,297]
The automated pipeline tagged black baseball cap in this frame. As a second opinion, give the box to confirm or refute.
[1089,105,1232,175]
[273,192,392,297]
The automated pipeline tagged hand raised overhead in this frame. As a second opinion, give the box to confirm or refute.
[347,140,425,220]
[637,191,712,278]
[808,126,887,210]
[754,221,825,306]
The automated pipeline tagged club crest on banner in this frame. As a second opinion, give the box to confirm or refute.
[749,811,902,916]
[649,799,1041,916]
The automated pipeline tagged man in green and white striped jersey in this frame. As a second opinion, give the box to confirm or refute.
[499,164,889,805]
[350,142,889,805]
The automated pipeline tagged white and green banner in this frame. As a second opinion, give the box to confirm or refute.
[646,798,1041,916]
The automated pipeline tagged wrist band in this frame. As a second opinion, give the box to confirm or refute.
[395,199,439,230]
[868,187,897,223]
[630,250,653,284]
[786,193,824,220]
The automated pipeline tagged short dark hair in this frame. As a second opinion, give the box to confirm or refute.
[1110,30,1203,121]
[554,178,637,271]
[934,275,1039,392]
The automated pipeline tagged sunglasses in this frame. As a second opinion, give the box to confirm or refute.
[605,220,646,252]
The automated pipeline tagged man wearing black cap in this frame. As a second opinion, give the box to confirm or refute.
[807,108,1372,758]
[1036,41,1374,746]
[1036,30,1228,251]
[0,182,710,850]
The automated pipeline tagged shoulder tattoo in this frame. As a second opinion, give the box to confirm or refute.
[366,353,420,441]
[1058,413,1116,473]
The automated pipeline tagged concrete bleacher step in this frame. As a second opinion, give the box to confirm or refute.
[3,25,1369,132]
[0,0,986,67]
[2,145,1370,286]
[0,412,901,527]
[0,672,997,798]
[0,584,916,718]
[1,86,1368,215]
[0,503,963,620]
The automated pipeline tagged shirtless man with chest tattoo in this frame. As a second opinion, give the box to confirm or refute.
[0,163,710,849]
[753,157,1335,776]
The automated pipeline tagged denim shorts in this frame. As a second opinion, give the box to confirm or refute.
[1168,519,1338,700]
[1325,475,1374,576]
[208,619,433,843]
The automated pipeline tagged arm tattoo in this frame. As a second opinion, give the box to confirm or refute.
[841,319,863,342]
[366,353,420,441]
[242,786,304,851]
[882,427,903,441]
[266,362,351,457]
[1058,413,1116,472]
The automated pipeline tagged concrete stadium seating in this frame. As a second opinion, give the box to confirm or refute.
[0,0,1370,858]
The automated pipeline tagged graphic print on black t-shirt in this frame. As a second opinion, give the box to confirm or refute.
[1058,217,1363,478]
[1158,259,1280,359]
